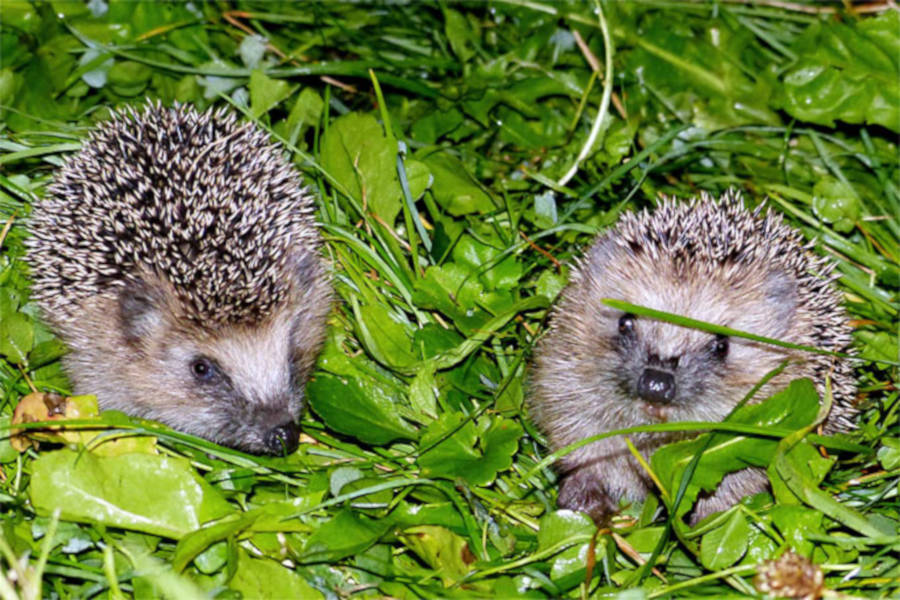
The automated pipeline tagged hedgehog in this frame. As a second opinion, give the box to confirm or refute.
[26,103,332,455]
[529,190,856,522]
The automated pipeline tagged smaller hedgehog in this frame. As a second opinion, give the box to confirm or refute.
[529,191,855,522]
[26,103,332,455]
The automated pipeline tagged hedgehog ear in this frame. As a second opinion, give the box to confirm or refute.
[289,249,322,292]
[118,278,165,348]
[579,235,618,284]
[763,270,798,336]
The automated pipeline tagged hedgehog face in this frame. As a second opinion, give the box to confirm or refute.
[540,236,802,429]
[154,312,307,454]
[108,276,320,454]
[123,268,332,455]
[56,265,330,456]
[611,312,732,422]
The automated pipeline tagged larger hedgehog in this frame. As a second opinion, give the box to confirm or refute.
[529,191,856,522]
[26,103,331,455]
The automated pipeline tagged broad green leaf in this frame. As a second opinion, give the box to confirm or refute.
[307,373,417,445]
[538,508,599,588]
[354,300,418,370]
[338,476,395,506]
[775,11,900,132]
[417,414,522,486]
[0,310,33,364]
[320,112,403,224]
[535,269,567,302]
[812,178,859,233]
[451,235,522,291]
[412,263,493,334]
[624,526,666,554]
[534,192,558,228]
[408,367,439,421]
[278,87,324,145]
[0,417,16,463]
[330,466,365,497]
[197,59,244,99]
[411,107,464,144]
[106,60,152,97]
[193,541,228,575]
[768,439,835,507]
[0,68,17,109]
[398,525,472,586]
[625,14,780,129]
[495,374,524,414]
[238,35,268,69]
[302,509,389,562]
[769,506,824,556]
[770,436,891,537]
[29,449,232,539]
[403,157,432,203]
[421,153,495,216]
[855,330,896,363]
[76,48,113,89]
[536,510,596,552]
[443,8,477,62]
[387,501,466,532]
[173,496,321,572]
[2,1,39,32]
[428,295,547,371]
[249,69,294,118]
[231,550,322,599]
[412,323,464,359]
[699,510,750,570]
[877,438,900,470]
[494,106,564,149]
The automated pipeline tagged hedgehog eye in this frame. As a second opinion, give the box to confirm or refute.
[618,314,636,336]
[712,335,729,360]
[190,357,217,382]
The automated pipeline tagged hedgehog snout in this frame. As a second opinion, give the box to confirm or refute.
[228,399,303,455]
[637,353,679,404]
[265,421,300,454]
[637,368,676,404]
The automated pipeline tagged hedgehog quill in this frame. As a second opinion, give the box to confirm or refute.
[27,103,331,455]
[529,191,856,522]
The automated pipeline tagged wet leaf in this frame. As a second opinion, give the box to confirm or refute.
[812,178,859,233]
[775,10,900,132]
[398,525,472,586]
[421,153,495,216]
[30,449,233,539]
[249,70,294,118]
[320,112,403,224]
[354,300,418,370]
[307,373,418,445]
[418,413,521,486]
[700,510,750,569]
[302,509,390,562]
[231,550,322,599]
[877,438,900,470]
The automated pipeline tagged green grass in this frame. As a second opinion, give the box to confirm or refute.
[0,1,898,598]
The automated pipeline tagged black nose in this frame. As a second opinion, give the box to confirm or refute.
[637,368,676,404]
[265,421,300,455]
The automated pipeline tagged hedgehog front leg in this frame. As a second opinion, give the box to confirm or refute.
[556,449,651,524]
[557,468,620,523]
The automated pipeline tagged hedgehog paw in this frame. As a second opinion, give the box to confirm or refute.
[558,470,619,525]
